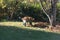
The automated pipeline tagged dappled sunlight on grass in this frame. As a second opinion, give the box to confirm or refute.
[0,22,60,34]
[0,22,22,26]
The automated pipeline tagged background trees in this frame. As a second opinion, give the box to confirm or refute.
[0,0,60,24]
[37,0,58,27]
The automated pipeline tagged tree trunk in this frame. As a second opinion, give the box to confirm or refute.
[37,0,57,27]
[10,12,14,20]
[51,0,57,26]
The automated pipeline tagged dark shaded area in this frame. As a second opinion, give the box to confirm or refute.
[0,25,60,40]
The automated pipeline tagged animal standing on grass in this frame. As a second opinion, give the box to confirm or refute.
[22,16,34,26]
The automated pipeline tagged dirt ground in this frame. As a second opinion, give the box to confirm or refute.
[33,22,60,32]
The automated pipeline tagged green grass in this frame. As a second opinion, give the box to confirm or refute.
[0,22,60,40]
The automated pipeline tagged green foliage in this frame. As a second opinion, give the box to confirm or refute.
[57,3,60,9]
[56,3,60,22]
[0,0,60,22]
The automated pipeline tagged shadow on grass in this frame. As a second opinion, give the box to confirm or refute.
[0,25,60,40]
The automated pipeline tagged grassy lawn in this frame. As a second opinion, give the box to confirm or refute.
[0,22,60,40]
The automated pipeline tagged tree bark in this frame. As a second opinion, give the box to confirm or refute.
[37,0,57,27]
[51,0,57,26]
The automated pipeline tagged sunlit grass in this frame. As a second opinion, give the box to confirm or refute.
[0,22,60,40]
[0,22,60,34]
